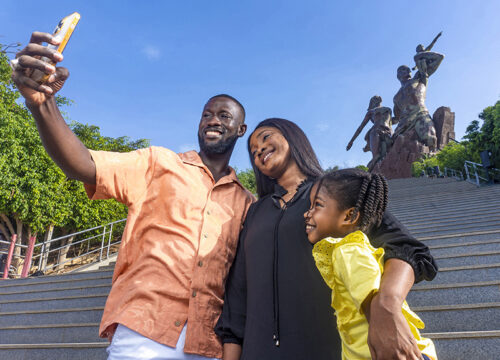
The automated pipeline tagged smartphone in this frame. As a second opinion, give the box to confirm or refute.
[30,12,81,83]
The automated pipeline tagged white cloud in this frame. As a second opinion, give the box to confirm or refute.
[315,122,330,132]
[142,45,161,61]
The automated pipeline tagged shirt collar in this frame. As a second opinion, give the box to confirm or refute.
[178,150,245,189]
[271,179,313,208]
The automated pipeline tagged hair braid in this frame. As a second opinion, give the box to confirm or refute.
[360,176,377,231]
[353,177,370,221]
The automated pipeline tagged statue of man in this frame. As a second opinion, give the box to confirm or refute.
[347,95,393,171]
[392,50,444,150]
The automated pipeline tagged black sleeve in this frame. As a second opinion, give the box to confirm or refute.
[214,205,254,345]
[368,210,438,283]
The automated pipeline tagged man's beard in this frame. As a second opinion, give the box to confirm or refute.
[198,133,238,155]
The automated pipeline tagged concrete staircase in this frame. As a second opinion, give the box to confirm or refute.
[389,177,500,360]
[0,177,498,359]
[0,262,114,359]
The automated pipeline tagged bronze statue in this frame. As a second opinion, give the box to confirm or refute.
[392,39,444,150]
[347,95,393,170]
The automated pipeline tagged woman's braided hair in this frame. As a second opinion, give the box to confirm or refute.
[319,168,389,233]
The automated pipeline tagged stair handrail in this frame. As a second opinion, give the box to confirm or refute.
[464,160,500,186]
[443,167,464,181]
[17,218,126,277]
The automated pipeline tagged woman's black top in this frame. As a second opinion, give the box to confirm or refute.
[215,180,437,360]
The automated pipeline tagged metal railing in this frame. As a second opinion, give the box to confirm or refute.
[1,218,126,278]
[443,167,464,181]
[464,161,500,186]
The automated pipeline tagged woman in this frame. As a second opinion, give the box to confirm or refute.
[215,118,437,360]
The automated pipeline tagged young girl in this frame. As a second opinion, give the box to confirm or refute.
[304,168,437,360]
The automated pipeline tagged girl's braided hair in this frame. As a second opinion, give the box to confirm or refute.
[319,168,389,233]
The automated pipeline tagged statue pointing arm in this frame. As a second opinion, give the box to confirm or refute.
[347,110,372,151]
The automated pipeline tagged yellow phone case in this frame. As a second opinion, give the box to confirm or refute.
[32,12,80,83]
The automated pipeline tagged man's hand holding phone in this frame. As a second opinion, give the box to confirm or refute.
[11,12,79,106]
[11,32,69,106]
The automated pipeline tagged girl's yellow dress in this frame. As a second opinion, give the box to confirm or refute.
[312,230,437,360]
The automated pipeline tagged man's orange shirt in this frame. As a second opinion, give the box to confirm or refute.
[84,147,254,358]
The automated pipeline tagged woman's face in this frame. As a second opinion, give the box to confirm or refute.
[249,126,293,179]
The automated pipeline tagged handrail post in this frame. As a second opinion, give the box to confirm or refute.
[107,223,114,259]
[473,163,480,186]
[38,241,45,271]
[2,234,17,279]
[21,235,36,278]
[99,225,106,262]
[464,163,470,182]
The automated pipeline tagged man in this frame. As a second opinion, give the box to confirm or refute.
[12,32,253,359]
[392,50,444,151]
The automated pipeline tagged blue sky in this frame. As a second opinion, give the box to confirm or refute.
[2,1,499,171]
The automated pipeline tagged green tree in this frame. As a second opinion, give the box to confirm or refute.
[0,47,149,272]
[236,168,257,195]
[464,101,500,168]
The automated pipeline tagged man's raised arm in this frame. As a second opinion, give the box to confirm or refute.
[11,32,96,184]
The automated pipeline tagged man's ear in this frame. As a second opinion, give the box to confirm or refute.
[238,123,247,137]
[343,207,360,225]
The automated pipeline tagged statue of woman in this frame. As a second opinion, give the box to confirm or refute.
[347,95,393,171]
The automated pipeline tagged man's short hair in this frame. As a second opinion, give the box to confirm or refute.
[207,94,246,121]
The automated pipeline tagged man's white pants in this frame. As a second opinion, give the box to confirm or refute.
[107,324,220,360]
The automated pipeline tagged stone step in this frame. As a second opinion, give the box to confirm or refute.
[429,239,500,257]
[408,281,500,307]
[410,224,500,238]
[390,190,498,203]
[414,303,500,332]
[0,307,103,327]
[0,269,114,287]
[417,230,500,245]
[404,215,500,231]
[390,199,500,214]
[0,277,112,295]
[390,191,500,205]
[0,343,108,360]
[0,323,103,344]
[430,263,500,284]
[0,293,108,312]
[390,196,500,211]
[397,210,500,227]
[424,331,500,360]
[0,276,111,296]
[435,251,500,268]
[0,283,111,301]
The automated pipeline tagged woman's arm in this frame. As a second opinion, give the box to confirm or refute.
[366,211,436,359]
[215,205,256,359]
[369,210,437,282]
[366,259,422,360]
[223,343,242,360]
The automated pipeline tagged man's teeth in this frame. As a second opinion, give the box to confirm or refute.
[206,131,221,136]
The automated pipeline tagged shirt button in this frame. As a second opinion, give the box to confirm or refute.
[203,234,208,239]
[192,290,197,297]
[198,260,203,267]
[174,321,181,327]
[207,210,211,215]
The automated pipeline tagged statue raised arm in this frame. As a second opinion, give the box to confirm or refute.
[348,96,393,170]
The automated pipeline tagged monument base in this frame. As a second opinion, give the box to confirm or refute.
[372,128,431,179]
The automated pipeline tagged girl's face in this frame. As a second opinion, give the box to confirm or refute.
[249,126,293,179]
[304,183,355,244]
